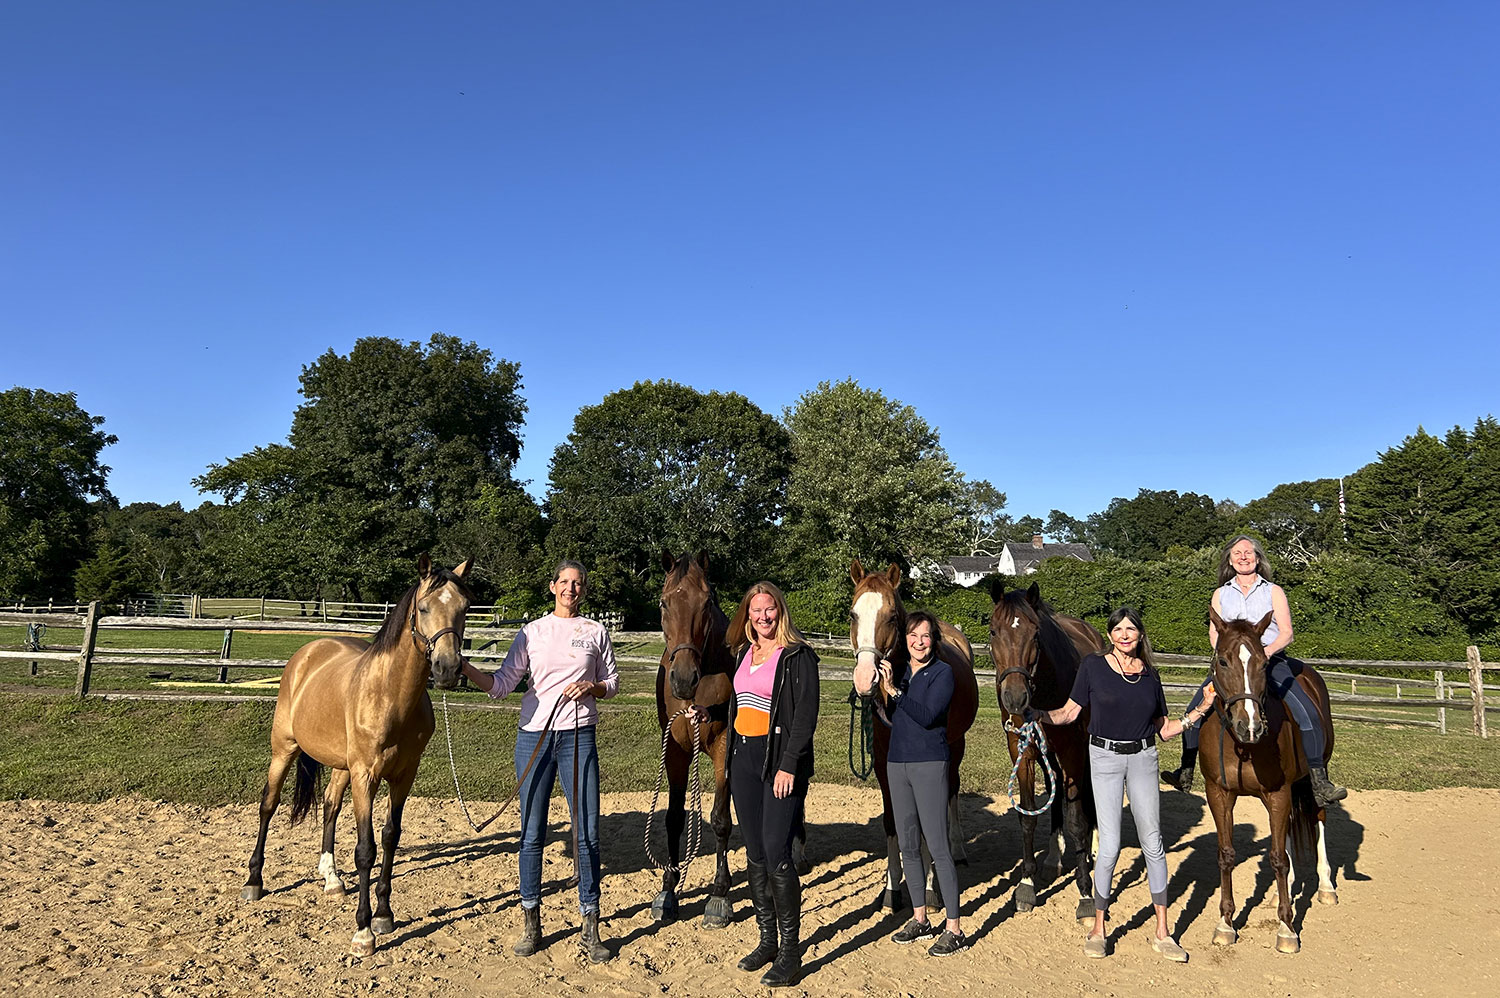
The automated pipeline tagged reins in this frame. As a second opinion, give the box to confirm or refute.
[643,706,706,878]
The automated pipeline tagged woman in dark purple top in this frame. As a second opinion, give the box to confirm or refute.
[1036,607,1214,963]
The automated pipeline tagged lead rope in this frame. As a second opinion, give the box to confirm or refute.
[642,707,705,879]
[846,688,874,780]
[1004,717,1059,816]
[439,691,565,834]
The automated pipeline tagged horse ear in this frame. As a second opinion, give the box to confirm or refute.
[1208,605,1226,633]
[454,557,473,580]
[696,549,710,573]
[1253,610,1274,638]
[850,559,865,583]
[989,577,1006,602]
[886,563,903,588]
[417,553,432,579]
[660,549,676,572]
[1025,582,1041,608]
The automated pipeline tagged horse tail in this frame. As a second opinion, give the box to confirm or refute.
[289,752,322,825]
[1289,776,1319,861]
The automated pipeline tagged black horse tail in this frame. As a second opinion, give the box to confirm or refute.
[289,752,322,825]
[1288,776,1319,861]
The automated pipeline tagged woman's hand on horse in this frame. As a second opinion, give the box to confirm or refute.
[773,769,795,799]
[877,660,900,700]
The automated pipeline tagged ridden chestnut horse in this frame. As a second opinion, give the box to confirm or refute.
[850,561,979,910]
[651,550,737,926]
[1201,607,1338,954]
[241,555,473,956]
[989,580,1103,921]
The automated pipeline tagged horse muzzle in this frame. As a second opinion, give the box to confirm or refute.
[430,653,463,691]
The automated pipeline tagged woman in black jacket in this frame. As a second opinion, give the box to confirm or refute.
[724,581,819,988]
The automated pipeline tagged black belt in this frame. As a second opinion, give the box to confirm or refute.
[1089,734,1155,755]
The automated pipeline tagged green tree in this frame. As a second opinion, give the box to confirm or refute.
[546,380,791,617]
[781,379,966,584]
[1239,479,1346,565]
[73,542,150,605]
[1044,509,1090,545]
[0,388,117,598]
[1087,488,1225,561]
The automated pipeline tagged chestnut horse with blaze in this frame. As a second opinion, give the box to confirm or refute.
[1200,607,1338,954]
[241,555,473,956]
[850,561,978,910]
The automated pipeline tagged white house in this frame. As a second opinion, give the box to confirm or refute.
[929,536,1094,588]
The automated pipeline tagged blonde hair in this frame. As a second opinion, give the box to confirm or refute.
[725,581,805,651]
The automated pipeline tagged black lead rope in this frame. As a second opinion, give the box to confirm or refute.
[847,689,874,780]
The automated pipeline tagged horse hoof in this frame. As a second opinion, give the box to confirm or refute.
[1015,883,1036,912]
[1075,898,1095,923]
[370,916,395,935]
[1276,932,1301,954]
[1317,890,1339,906]
[350,929,376,956]
[702,895,732,929]
[652,891,678,923]
[880,888,907,912]
[240,885,265,901]
[323,883,346,898]
[1213,926,1237,946]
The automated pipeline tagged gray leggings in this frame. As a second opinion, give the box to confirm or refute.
[887,759,961,921]
[1089,743,1168,914]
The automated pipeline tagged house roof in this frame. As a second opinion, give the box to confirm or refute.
[1003,541,1094,570]
[947,556,1002,575]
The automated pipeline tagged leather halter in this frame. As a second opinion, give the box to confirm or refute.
[1209,647,1269,739]
[409,589,463,660]
[996,629,1042,699]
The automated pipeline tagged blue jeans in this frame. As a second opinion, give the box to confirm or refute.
[514,724,601,913]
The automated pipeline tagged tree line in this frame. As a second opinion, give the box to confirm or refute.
[4,333,1497,656]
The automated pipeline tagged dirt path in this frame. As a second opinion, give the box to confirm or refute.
[2,787,1496,997]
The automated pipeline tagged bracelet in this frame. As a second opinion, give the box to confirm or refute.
[1180,709,1202,729]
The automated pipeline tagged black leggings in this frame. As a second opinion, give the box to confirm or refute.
[1183,655,1326,765]
[730,735,804,873]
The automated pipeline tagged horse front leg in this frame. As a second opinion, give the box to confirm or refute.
[702,733,733,929]
[242,743,297,901]
[653,740,688,924]
[1064,776,1095,922]
[370,771,414,937]
[1016,749,1039,912]
[319,768,351,896]
[873,732,905,912]
[348,770,379,956]
[946,736,968,866]
[1206,780,1239,946]
[1268,791,1299,954]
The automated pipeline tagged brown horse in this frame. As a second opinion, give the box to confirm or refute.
[241,555,473,956]
[849,560,979,910]
[989,580,1103,921]
[650,550,738,927]
[1201,607,1338,954]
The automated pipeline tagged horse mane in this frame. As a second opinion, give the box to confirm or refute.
[369,568,474,655]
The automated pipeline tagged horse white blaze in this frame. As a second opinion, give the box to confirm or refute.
[853,591,884,689]
[1238,644,1259,732]
[437,589,452,605]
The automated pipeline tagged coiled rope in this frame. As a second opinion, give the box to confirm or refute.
[1005,716,1059,816]
[642,706,706,878]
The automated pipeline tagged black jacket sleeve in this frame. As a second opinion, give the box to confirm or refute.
[777,645,820,776]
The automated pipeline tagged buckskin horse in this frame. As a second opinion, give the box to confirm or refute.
[241,555,473,956]
[650,550,739,927]
[989,580,1103,921]
[850,561,979,910]
[1200,607,1338,954]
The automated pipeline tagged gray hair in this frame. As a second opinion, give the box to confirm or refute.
[1218,535,1272,586]
[551,559,589,586]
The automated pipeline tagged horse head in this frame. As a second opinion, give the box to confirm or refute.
[1209,606,1274,744]
[989,580,1047,714]
[850,559,905,698]
[412,553,474,690]
[660,549,716,701]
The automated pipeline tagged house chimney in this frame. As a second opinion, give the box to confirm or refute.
[1032,534,1044,549]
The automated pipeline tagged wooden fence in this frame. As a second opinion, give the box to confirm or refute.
[107,595,626,633]
[1,609,1494,738]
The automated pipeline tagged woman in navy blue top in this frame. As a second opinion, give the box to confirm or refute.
[876,610,966,956]
[1037,607,1214,962]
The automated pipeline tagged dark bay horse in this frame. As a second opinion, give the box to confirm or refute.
[1201,608,1338,954]
[651,551,736,927]
[989,580,1103,920]
[850,561,979,910]
[241,555,473,956]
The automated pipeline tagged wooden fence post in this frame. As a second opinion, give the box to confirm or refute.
[218,628,234,683]
[260,596,266,622]
[74,601,101,697]
[1435,669,1446,735]
[1469,646,1488,738]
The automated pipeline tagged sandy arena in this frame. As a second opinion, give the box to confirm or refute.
[2,786,1496,997]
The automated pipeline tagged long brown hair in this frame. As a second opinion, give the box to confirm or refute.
[1218,534,1273,586]
[725,581,804,652]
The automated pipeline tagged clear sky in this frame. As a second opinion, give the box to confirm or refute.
[3,2,1496,525]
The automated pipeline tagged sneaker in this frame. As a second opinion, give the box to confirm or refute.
[890,918,939,945]
[1084,932,1108,958]
[1151,934,1188,962]
[928,930,968,957]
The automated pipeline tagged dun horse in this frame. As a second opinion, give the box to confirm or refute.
[989,581,1103,920]
[651,551,737,926]
[241,555,473,956]
[850,561,979,910]
[1200,608,1338,954]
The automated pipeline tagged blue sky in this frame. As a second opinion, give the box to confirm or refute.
[3,2,1496,526]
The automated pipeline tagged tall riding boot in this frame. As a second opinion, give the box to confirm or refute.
[761,865,802,988]
[1309,766,1348,806]
[1161,746,1197,792]
[738,860,778,972]
[581,910,612,963]
[513,905,542,957]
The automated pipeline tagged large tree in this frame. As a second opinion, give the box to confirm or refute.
[1086,488,1225,561]
[195,334,531,599]
[1239,478,1346,565]
[780,379,966,583]
[546,381,791,615]
[0,388,117,598]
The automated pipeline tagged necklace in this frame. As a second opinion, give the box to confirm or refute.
[1111,651,1144,684]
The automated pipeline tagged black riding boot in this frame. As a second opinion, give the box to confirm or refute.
[1309,766,1348,806]
[761,865,802,988]
[1161,746,1197,792]
[513,905,542,957]
[739,860,778,972]
[581,910,612,963]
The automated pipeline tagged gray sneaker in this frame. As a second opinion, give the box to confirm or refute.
[928,930,968,957]
[891,918,940,945]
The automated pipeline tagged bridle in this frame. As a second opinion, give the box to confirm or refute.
[409,587,465,660]
[663,595,714,692]
[1209,643,1269,735]
[995,612,1042,706]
